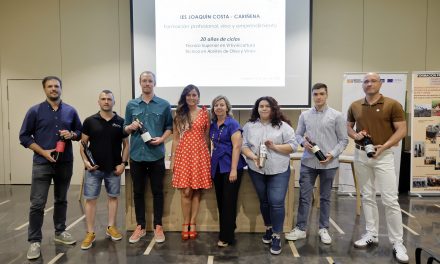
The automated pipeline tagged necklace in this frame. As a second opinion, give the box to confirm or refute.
[211,124,225,150]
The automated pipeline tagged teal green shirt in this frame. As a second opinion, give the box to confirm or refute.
[124,95,173,162]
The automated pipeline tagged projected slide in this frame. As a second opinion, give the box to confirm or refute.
[155,0,285,87]
[131,0,311,107]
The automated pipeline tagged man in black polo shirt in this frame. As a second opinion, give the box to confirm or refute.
[79,90,129,250]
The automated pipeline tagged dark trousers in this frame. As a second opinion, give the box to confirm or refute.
[130,158,165,228]
[28,162,73,243]
[213,168,243,244]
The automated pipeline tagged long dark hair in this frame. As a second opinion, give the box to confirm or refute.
[249,96,291,127]
[174,84,200,133]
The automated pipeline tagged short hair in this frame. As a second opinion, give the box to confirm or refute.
[139,71,156,86]
[311,83,327,93]
[101,89,113,95]
[100,89,114,100]
[211,95,233,121]
[42,76,62,88]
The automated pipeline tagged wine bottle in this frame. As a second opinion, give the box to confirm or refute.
[81,141,97,167]
[258,143,267,168]
[135,118,152,143]
[362,134,376,158]
[305,137,326,161]
[51,134,66,161]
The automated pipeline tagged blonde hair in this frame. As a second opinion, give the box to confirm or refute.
[211,95,233,121]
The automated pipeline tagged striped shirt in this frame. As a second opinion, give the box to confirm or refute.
[295,105,348,169]
[242,120,298,175]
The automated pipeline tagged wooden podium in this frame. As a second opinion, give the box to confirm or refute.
[125,167,295,232]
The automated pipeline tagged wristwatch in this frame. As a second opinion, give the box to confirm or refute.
[122,161,128,166]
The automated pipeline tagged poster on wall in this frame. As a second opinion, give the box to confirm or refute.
[410,72,440,195]
[339,72,407,194]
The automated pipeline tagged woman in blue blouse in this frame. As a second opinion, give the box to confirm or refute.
[210,95,246,247]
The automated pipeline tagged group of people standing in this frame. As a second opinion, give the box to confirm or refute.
[19,71,409,263]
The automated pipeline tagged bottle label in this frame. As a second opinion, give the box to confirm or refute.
[141,132,152,142]
[55,141,65,153]
[258,144,267,168]
[365,144,375,154]
[311,145,320,154]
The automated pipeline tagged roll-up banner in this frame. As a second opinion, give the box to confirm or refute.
[410,71,440,195]
[339,72,407,194]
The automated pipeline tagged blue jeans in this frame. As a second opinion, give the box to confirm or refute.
[296,164,337,230]
[28,162,73,242]
[83,170,121,200]
[248,167,290,234]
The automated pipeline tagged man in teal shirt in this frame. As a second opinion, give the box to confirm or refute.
[124,71,173,244]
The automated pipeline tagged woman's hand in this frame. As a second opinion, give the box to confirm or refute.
[170,157,175,173]
[229,169,237,183]
[264,139,276,150]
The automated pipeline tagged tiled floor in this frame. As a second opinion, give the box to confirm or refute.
[0,185,439,264]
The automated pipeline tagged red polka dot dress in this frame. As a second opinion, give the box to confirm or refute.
[172,107,212,189]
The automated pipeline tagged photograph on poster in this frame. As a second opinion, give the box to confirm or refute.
[414,104,432,117]
[412,178,427,188]
[414,141,425,157]
[435,162,440,170]
[432,100,440,116]
[425,124,439,143]
[427,176,440,187]
[424,156,436,165]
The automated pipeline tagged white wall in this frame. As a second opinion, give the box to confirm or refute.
[0,0,439,184]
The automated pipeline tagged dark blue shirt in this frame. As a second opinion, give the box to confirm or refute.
[19,100,82,164]
[124,95,173,162]
[210,116,246,178]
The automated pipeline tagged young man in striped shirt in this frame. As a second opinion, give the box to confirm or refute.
[286,83,348,244]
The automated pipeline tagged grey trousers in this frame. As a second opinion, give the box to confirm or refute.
[295,164,337,230]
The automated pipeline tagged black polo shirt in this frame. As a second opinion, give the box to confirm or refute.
[82,112,127,172]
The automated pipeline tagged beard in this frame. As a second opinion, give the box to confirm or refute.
[47,94,60,102]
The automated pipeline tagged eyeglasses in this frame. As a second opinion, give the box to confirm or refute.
[363,79,380,84]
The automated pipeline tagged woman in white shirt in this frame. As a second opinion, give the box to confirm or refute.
[242,96,298,255]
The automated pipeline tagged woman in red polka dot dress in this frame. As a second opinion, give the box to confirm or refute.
[170,84,212,240]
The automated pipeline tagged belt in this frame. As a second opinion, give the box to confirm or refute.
[355,144,365,151]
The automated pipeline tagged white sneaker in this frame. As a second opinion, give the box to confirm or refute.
[318,228,332,244]
[353,232,378,248]
[285,227,306,241]
[393,242,409,263]
[27,242,41,260]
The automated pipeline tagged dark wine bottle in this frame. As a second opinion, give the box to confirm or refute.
[51,134,66,161]
[135,118,152,143]
[81,141,97,167]
[362,135,376,158]
[306,137,326,161]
